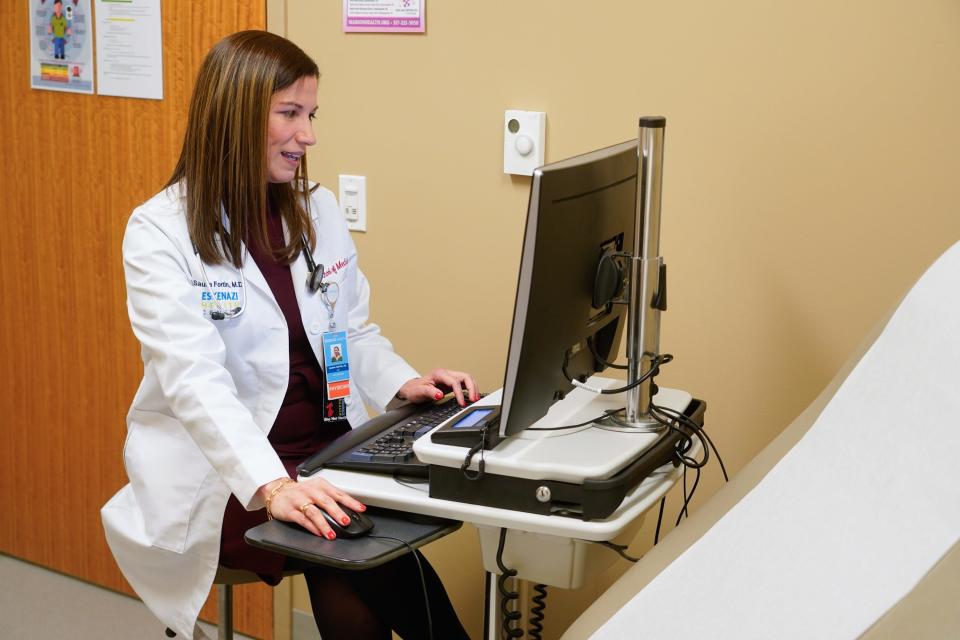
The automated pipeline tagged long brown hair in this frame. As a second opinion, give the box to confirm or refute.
[167,30,319,267]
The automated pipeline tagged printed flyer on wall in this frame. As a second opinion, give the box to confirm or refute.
[29,0,95,94]
[95,0,163,100]
[343,0,425,33]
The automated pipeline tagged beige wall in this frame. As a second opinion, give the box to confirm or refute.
[275,0,960,637]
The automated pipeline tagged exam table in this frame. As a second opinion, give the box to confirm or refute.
[563,242,960,640]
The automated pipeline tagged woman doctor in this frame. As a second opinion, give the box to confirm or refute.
[102,31,475,640]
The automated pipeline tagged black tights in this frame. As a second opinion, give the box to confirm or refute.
[287,551,469,640]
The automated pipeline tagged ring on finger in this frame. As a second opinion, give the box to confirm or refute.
[298,502,313,515]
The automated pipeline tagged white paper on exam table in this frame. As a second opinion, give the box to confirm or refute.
[594,242,960,640]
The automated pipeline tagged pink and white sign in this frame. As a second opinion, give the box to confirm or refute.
[343,0,425,33]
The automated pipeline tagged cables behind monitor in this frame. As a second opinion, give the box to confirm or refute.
[563,352,673,395]
[565,346,731,526]
[648,377,729,528]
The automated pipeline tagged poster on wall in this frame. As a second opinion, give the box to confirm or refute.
[343,0,425,33]
[94,0,163,100]
[28,0,95,94]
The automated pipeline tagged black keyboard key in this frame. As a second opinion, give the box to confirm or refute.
[346,450,375,462]
[414,425,434,438]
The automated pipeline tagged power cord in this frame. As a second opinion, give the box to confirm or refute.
[461,438,487,480]
[591,539,643,563]
[673,464,705,525]
[560,347,729,488]
[652,402,729,482]
[563,354,673,395]
[495,528,524,638]
[555,349,733,565]
[529,583,549,640]
[367,535,433,640]
[586,335,629,370]
[650,392,730,534]
[526,408,623,432]
[391,471,429,492]
[653,496,666,545]
[650,408,706,469]
[648,403,709,524]
[492,529,550,639]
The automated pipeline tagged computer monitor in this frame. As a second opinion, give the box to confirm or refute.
[499,139,640,437]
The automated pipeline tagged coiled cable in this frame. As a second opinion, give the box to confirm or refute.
[495,528,524,638]
[528,583,549,639]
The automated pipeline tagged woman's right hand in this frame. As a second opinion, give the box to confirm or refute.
[257,476,366,540]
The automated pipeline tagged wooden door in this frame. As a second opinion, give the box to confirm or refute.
[0,2,274,638]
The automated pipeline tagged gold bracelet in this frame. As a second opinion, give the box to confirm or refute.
[265,478,295,520]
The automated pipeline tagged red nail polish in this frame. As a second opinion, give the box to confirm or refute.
[326,531,336,540]
[357,504,366,512]
[341,516,351,525]
[434,391,443,400]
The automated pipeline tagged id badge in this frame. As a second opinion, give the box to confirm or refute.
[321,330,351,400]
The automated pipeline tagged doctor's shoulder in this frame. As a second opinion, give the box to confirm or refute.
[122,186,193,258]
[129,184,189,223]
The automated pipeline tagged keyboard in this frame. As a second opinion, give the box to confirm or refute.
[297,395,474,479]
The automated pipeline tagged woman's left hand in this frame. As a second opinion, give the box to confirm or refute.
[397,368,480,406]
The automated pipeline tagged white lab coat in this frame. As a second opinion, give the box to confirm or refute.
[101,183,418,638]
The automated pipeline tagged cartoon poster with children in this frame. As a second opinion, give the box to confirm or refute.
[29,0,95,93]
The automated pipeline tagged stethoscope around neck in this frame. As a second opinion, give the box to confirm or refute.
[199,232,334,321]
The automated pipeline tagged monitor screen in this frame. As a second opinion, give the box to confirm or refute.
[499,139,639,437]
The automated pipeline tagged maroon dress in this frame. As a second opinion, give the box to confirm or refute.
[218,208,350,583]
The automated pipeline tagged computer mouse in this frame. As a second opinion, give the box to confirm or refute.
[321,506,374,539]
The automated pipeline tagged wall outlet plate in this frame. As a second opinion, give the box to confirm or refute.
[339,174,367,232]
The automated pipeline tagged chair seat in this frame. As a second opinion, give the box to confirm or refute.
[165,566,303,639]
[213,567,263,586]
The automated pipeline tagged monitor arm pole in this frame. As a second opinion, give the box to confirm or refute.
[623,116,667,427]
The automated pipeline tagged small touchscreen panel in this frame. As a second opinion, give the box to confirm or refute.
[452,408,493,429]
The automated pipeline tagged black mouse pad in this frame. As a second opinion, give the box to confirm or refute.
[244,507,462,570]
